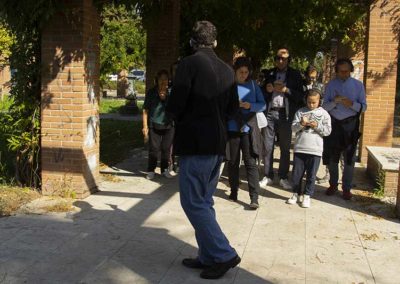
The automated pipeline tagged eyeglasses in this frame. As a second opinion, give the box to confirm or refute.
[274,56,288,61]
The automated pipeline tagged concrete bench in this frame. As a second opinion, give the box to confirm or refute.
[366,146,400,197]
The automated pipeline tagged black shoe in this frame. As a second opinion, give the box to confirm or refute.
[182,258,211,269]
[249,200,259,210]
[229,192,238,201]
[200,255,241,279]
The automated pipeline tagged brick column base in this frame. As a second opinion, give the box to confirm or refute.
[41,0,100,198]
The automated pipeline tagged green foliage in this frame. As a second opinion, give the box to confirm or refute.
[100,3,146,85]
[180,0,368,63]
[0,113,15,184]
[0,95,13,111]
[0,0,60,187]
[373,168,386,197]
[100,119,144,166]
[0,24,13,66]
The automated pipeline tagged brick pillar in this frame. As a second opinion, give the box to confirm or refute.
[145,0,180,91]
[360,1,399,164]
[41,0,100,198]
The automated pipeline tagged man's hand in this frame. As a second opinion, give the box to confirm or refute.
[334,95,353,108]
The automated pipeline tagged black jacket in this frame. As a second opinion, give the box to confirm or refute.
[166,48,239,155]
[262,67,305,121]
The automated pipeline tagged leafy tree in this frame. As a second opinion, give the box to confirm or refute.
[180,0,369,66]
[0,0,59,187]
[100,3,146,84]
[0,24,13,67]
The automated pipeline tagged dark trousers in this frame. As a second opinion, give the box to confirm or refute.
[262,110,292,179]
[227,133,260,202]
[292,153,321,196]
[148,127,175,172]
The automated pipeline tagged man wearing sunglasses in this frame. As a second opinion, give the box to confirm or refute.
[260,47,305,190]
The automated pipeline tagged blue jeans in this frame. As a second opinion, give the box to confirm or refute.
[179,155,237,264]
[292,153,321,196]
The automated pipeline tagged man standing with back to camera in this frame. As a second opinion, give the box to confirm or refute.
[166,21,241,280]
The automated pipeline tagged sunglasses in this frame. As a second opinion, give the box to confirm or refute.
[274,56,288,61]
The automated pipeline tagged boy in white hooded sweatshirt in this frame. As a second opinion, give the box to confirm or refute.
[288,89,331,208]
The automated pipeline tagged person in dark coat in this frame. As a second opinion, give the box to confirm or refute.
[259,47,305,190]
[166,20,241,280]
[226,56,266,208]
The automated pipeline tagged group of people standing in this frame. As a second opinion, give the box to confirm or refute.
[142,20,367,279]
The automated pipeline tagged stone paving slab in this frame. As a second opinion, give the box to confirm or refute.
[0,149,399,284]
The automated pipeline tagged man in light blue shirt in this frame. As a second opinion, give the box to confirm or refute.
[322,58,367,200]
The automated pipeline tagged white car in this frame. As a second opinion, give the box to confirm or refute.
[128,69,145,82]
[108,74,118,81]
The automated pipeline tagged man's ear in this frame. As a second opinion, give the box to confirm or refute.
[213,40,217,48]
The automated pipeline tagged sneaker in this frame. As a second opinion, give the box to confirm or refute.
[162,169,174,178]
[146,172,155,180]
[259,176,273,187]
[342,191,352,200]
[279,179,293,190]
[301,195,311,208]
[326,184,338,196]
[249,200,259,209]
[286,193,299,205]
[200,255,241,279]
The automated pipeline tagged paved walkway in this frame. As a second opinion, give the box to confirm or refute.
[1,149,399,283]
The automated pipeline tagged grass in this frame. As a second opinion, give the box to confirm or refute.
[0,186,40,217]
[100,98,126,114]
[135,81,145,94]
[100,119,144,166]
[100,98,144,115]
[43,200,74,213]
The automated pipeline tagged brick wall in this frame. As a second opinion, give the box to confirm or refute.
[145,0,180,91]
[41,0,100,198]
[361,1,399,164]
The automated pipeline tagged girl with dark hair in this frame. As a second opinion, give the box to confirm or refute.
[142,69,175,179]
[227,56,266,209]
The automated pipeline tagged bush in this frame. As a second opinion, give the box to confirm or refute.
[0,95,13,111]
